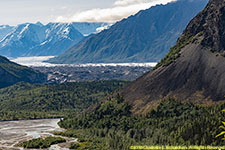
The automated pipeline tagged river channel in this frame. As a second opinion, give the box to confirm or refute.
[0,119,74,150]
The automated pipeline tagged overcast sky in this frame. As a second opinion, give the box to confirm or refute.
[0,0,176,25]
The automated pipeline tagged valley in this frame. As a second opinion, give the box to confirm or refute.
[33,65,153,83]
[0,0,224,149]
[11,56,156,83]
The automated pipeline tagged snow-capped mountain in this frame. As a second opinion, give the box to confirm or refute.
[0,25,14,41]
[0,22,84,57]
[0,22,110,58]
[26,23,85,56]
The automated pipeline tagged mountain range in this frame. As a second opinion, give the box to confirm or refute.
[118,0,225,114]
[0,55,46,88]
[49,0,208,64]
[0,22,108,58]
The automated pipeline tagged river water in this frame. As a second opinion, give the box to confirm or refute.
[0,119,73,150]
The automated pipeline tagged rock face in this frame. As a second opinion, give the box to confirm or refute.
[0,55,46,88]
[119,0,225,114]
[183,0,225,53]
[49,0,208,64]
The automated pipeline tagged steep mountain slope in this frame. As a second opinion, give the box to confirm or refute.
[72,22,110,36]
[119,0,225,114]
[0,25,13,40]
[49,0,208,64]
[0,55,46,88]
[0,22,83,57]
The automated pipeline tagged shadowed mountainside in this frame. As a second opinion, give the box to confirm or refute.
[49,0,208,64]
[0,56,46,88]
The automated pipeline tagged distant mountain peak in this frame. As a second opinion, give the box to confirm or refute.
[0,22,84,57]
[35,21,43,26]
[0,22,108,57]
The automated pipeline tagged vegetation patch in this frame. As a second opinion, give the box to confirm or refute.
[19,136,66,149]
[58,96,225,149]
[0,111,64,121]
[54,129,77,138]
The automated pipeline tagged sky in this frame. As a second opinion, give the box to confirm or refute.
[0,0,176,25]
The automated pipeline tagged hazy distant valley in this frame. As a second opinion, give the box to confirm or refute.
[10,56,156,83]
[33,65,153,83]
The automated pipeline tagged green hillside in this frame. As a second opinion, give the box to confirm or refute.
[0,80,128,120]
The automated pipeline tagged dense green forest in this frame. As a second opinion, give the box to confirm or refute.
[58,95,225,149]
[0,80,128,120]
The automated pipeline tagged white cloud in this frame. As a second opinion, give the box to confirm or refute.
[114,0,147,6]
[96,23,114,33]
[56,0,177,23]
